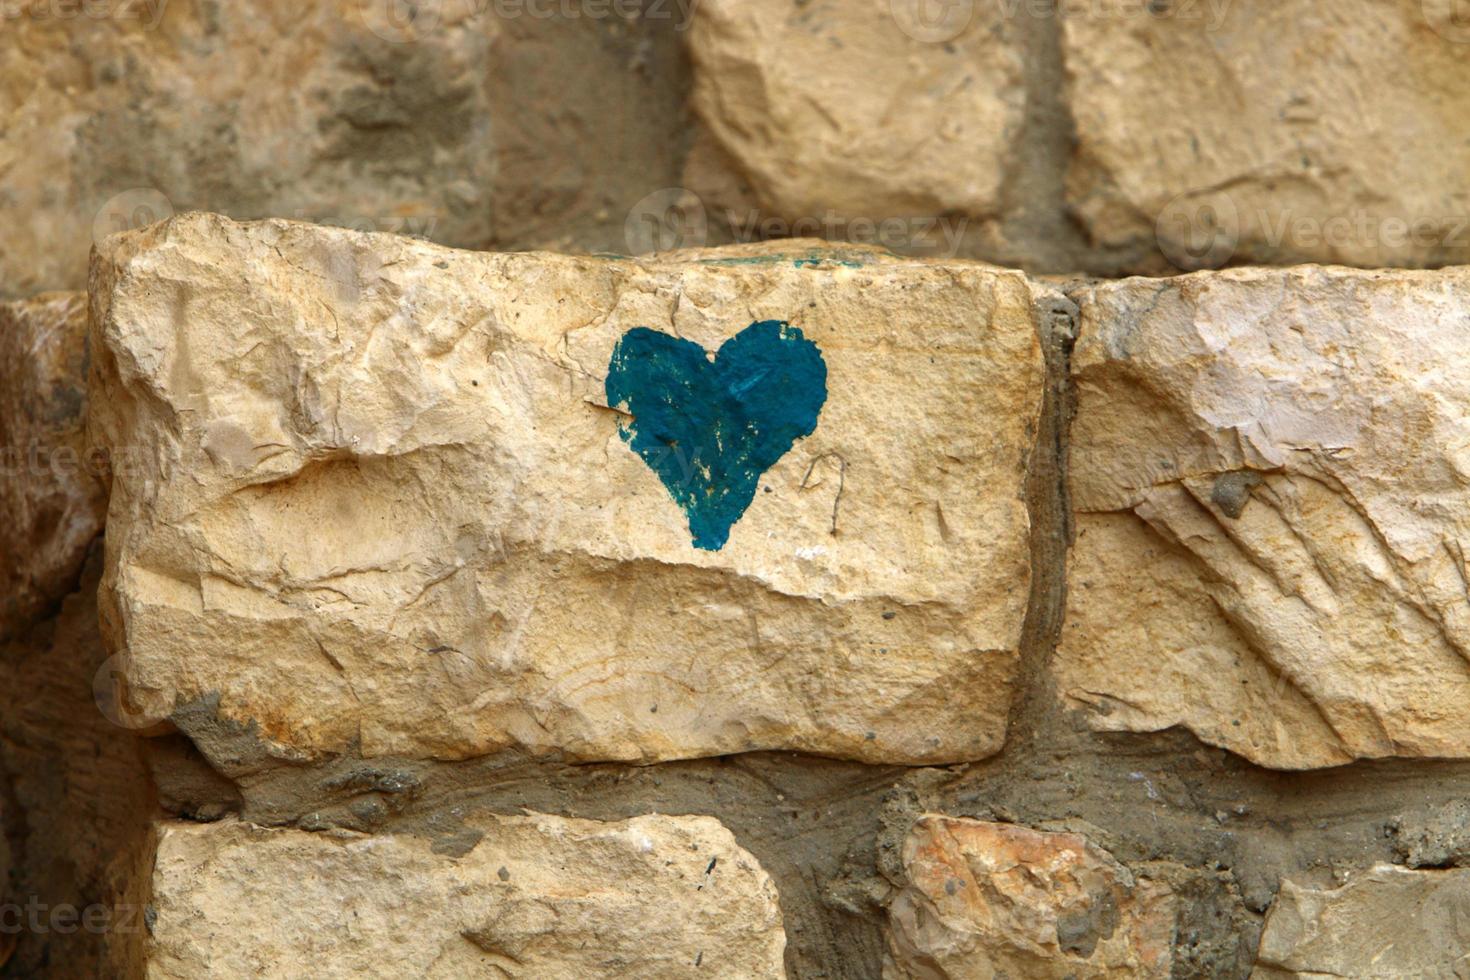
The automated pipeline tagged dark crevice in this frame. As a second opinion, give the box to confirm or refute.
[1006,285,1080,751]
[992,0,1095,273]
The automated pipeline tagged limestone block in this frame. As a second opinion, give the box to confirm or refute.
[1059,267,1470,768]
[89,213,1045,766]
[1063,0,1470,269]
[143,813,786,979]
[686,0,1026,228]
[884,815,1175,978]
[0,292,106,640]
[1253,864,1470,978]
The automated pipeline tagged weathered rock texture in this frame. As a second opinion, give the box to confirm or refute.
[686,0,1025,246]
[3,0,1470,969]
[90,212,1044,767]
[884,816,1175,978]
[143,813,785,978]
[683,0,1470,275]
[0,292,105,640]
[1252,864,1470,978]
[0,0,688,298]
[1059,266,1470,769]
[1062,0,1470,270]
[10,216,1470,979]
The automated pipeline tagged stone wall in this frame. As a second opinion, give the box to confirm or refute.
[7,0,1465,298]
[2,2,1469,978]
[683,0,1470,274]
[0,0,692,299]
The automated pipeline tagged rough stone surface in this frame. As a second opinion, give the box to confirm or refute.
[1063,0,1470,270]
[13,7,1470,977]
[1391,799,1470,869]
[686,0,1025,235]
[144,813,786,979]
[884,815,1175,978]
[1252,864,1470,978]
[90,212,1044,767]
[1059,266,1470,769]
[0,291,105,640]
[0,0,688,298]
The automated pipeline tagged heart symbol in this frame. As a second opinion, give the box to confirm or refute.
[606,320,828,551]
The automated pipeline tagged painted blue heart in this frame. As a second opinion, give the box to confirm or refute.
[605,320,827,551]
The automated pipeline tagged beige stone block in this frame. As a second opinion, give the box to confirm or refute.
[1059,267,1470,768]
[90,213,1045,766]
[1063,0,1470,269]
[687,0,1025,231]
[143,813,786,979]
[1253,864,1470,978]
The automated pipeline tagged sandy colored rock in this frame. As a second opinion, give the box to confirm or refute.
[884,815,1175,978]
[0,291,106,640]
[143,812,785,979]
[686,0,1025,235]
[1253,864,1470,978]
[1062,0,1470,270]
[90,212,1044,766]
[0,0,687,298]
[1059,267,1470,769]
